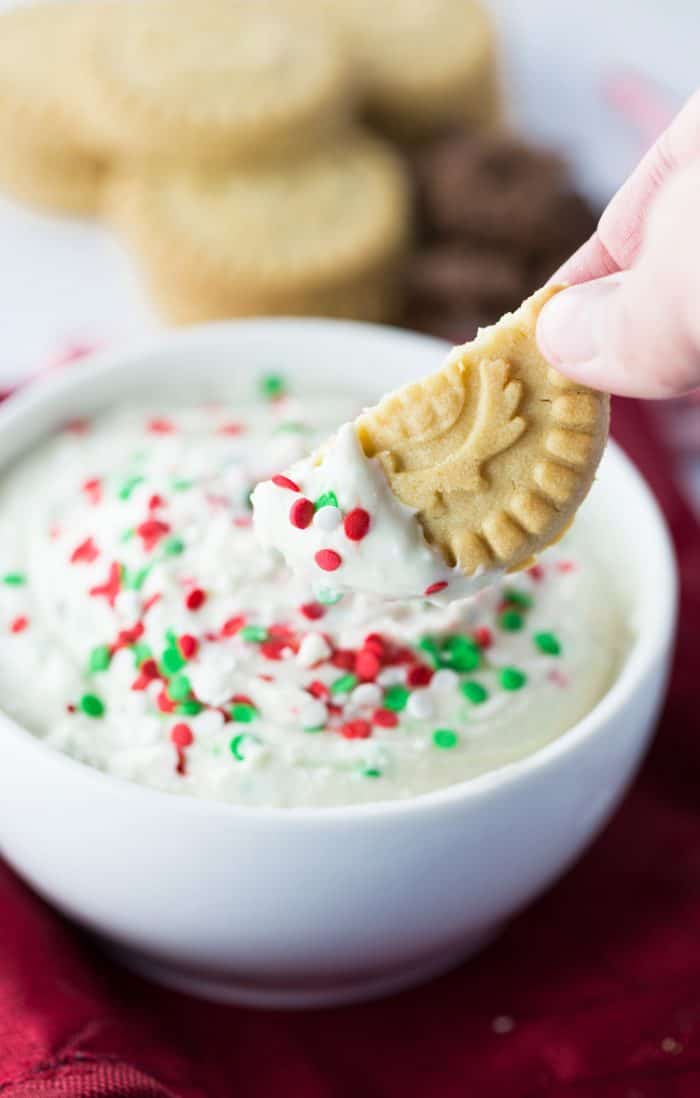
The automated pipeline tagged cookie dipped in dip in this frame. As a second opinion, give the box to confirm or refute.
[0,372,625,808]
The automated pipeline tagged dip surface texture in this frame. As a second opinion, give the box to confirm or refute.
[0,378,626,807]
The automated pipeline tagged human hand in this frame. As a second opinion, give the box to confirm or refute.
[536,90,700,398]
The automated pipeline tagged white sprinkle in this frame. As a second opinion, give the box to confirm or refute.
[491,1015,514,1035]
[407,692,434,719]
[351,683,382,709]
[296,633,331,668]
[377,667,406,686]
[313,506,342,532]
[431,668,459,692]
[300,699,327,730]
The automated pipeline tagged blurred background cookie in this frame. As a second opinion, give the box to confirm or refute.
[79,0,352,168]
[317,0,501,139]
[0,1,105,214]
[105,132,412,323]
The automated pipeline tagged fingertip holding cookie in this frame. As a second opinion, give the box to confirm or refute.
[254,287,610,603]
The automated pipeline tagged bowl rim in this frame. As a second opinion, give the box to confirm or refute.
[0,316,679,824]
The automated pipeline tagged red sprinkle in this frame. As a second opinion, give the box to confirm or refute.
[299,601,325,621]
[307,680,330,701]
[557,560,576,573]
[148,493,165,511]
[424,580,448,596]
[339,719,372,740]
[528,564,544,582]
[185,587,206,611]
[136,518,170,552]
[178,634,198,660]
[232,694,255,707]
[290,497,314,529]
[142,592,162,614]
[156,689,176,713]
[218,422,244,436]
[71,536,100,564]
[82,477,101,505]
[260,639,288,661]
[10,616,28,634]
[315,549,342,572]
[363,633,385,658]
[355,649,381,681]
[147,417,174,434]
[472,626,493,649]
[372,708,398,728]
[407,664,433,687]
[331,649,355,670]
[64,417,90,435]
[271,474,299,492]
[115,622,145,649]
[140,659,159,680]
[89,562,121,607]
[221,615,246,637]
[343,508,370,541]
[170,723,194,749]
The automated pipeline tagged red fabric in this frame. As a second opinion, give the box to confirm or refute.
[0,396,699,1098]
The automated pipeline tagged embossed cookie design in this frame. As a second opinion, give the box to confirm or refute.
[356,285,610,577]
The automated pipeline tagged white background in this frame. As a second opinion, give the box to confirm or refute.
[0,0,698,384]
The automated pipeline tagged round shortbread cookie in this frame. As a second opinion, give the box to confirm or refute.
[356,286,610,577]
[315,0,501,139]
[80,0,352,166]
[0,1,104,213]
[105,131,412,319]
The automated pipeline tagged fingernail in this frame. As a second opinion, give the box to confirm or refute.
[537,276,622,367]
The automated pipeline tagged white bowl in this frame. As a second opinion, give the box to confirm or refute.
[0,320,677,1009]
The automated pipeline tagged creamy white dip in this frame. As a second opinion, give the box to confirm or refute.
[0,375,627,807]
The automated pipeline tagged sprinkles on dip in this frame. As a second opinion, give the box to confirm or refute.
[0,372,626,808]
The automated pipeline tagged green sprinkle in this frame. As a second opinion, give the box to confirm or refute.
[503,588,534,609]
[177,700,203,716]
[499,667,527,691]
[499,610,524,632]
[2,572,25,586]
[534,631,561,656]
[314,490,339,510]
[362,768,382,778]
[162,536,185,557]
[383,684,410,711]
[79,693,104,718]
[240,625,269,643]
[304,723,325,733]
[231,702,257,723]
[167,674,192,701]
[162,646,186,674]
[418,636,442,668]
[318,588,343,606]
[165,628,178,647]
[433,728,458,750]
[88,645,112,673]
[461,680,489,704]
[120,528,135,543]
[230,731,258,760]
[118,474,144,500]
[124,565,151,591]
[275,421,305,434]
[132,642,152,667]
[330,673,358,695]
[172,478,193,492]
[441,635,480,671]
[260,372,286,399]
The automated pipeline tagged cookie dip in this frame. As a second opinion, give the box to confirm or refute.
[0,373,627,808]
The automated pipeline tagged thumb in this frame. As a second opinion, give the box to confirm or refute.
[536,162,700,398]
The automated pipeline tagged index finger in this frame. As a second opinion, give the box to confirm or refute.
[553,87,700,286]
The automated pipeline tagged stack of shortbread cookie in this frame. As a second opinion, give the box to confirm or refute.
[0,0,500,323]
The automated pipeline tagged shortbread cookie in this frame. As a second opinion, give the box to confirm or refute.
[105,131,412,321]
[253,287,609,603]
[317,0,501,139]
[80,0,352,166]
[0,1,104,214]
[357,286,609,580]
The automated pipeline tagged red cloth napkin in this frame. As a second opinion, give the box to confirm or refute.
[0,396,698,1098]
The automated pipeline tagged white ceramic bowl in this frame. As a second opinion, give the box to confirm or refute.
[0,320,677,1009]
